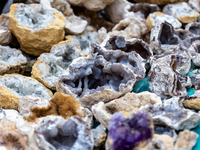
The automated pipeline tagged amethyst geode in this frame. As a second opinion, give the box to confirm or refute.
[107,112,153,150]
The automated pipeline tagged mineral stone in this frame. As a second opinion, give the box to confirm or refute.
[0,74,53,110]
[0,14,12,46]
[185,21,200,35]
[154,125,177,141]
[189,42,200,67]
[92,92,161,128]
[9,3,65,56]
[35,116,94,150]
[163,2,199,23]
[174,130,198,150]
[140,99,200,130]
[146,12,182,31]
[133,0,187,5]
[92,124,107,149]
[0,117,33,149]
[90,43,146,81]
[140,134,174,150]
[149,55,189,99]
[189,0,200,13]
[182,96,200,110]
[67,0,114,11]
[32,38,83,90]
[0,46,27,75]
[107,112,153,150]
[105,0,160,23]
[57,56,136,108]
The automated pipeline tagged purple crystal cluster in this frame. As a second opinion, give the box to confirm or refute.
[108,112,153,150]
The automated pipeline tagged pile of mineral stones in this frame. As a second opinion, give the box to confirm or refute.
[1,0,200,149]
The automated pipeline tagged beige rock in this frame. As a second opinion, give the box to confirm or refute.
[31,38,83,90]
[174,130,198,150]
[0,118,33,149]
[146,12,182,30]
[140,134,174,150]
[92,92,162,128]
[163,2,199,23]
[182,96,200,110]
[0,46,27,75]
[0,74,53,110]
[133,0,187,5]
[0,14,12,46]
[9,3,65,56]
[67,0,115,11]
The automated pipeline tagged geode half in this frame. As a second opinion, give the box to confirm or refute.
[9,3,66,56]
[57,56,136,108]
[0,46,27,75]
[32,38,83,90]
[35,116,94,150]
[0,74,53,110]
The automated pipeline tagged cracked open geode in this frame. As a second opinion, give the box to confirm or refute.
[0,46,27,75]
[32,38,83,90]
[90,43,146,81]
[104,35,152,62]
[9,3,66,56]
[149,55,191,100]
[150,21,200,54]
[0,74,53,110]
[57,56,136,108]
[35,116,94,150]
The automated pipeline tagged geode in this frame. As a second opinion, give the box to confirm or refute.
[163,2,199,23]
[189,0,200,13]
[90,43,146,81]
[185,21,200,35]
[92,92,162,128]
[0,46,27,75]
[57,56,136,108]
[0,118,33,149]
[149,55,189,99]
[152,49,191,75]
[35,116,94,150]
[140,98,200,130]
[0,74,53,110]
[104,35,152,62]
[146,11,182,30]
[32,38,83,90]
[174,130,198,150]
[188,42,200,67]
[9,3,66,56]
[105,0,160,23]
[154,125,177,141]
[106,112,153,150]
[0,14,12,46]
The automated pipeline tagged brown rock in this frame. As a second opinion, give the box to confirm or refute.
[174,130,198,150]
[9,3,66,56]
[182,96,200,110]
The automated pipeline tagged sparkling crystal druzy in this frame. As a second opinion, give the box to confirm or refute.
[108,112,153,150]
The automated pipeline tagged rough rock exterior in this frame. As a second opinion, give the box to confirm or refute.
[92,92,162,128]
[9,3,66,56]
[0,46,27,75]
[0,14,12,45]
[0,74,53,110]
[32,38,83,90]
[174,130,198,150]
[182,96,200,110]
